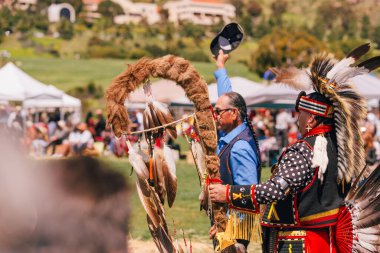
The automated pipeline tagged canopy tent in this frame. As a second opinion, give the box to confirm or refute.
[0,62,62,101]
[124,79,186,105]
[245,74,380,107]
[171,77,264,106]
[23,93,81,109]
[0,63,81,111]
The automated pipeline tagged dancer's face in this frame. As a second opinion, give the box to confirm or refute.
[214,95,238,134]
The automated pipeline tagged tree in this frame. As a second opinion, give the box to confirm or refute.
[116,24,133,39]
[247,1,262,17]
[0,7,13,42]
[253,18,271,39]
[97,0,124,23]
[360,15,371,39]
[230,0,244,17]
[240,15,253,37]
[179,22,205,43]
[372,25,380,49]
[310,16,326,40]
[57,18,74,40]
[248,29,326,75]
[270,0,287,27]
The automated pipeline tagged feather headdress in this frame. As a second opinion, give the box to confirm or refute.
[273,43,380,183]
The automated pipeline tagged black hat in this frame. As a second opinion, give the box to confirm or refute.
[210,22,244,56]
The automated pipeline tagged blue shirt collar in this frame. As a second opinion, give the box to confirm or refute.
[219,122,247,145]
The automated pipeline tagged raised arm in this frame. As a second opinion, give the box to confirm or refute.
[214,49,232,97]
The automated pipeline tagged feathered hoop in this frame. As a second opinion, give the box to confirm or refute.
[105,55,227,249]
[272,43,380,183]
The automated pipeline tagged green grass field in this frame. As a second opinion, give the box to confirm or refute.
[104,152,271,240]
[9,57,261,92]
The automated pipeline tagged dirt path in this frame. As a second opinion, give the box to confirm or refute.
[128,238,213,253]
[128,238,261,253]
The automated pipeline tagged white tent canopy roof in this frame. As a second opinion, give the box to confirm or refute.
[245,74,380,106]
[0,62,62,101]
[23,93,81,109]
[124,79,186,105]
[0,63,81,109]
[23,85,81,109]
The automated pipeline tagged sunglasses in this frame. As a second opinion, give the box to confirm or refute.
[214,108,234,116]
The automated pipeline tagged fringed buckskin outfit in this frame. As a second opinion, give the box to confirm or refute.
[226,44,380,253]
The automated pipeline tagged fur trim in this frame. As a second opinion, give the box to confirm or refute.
[312,135,329,183]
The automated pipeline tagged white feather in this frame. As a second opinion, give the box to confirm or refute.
[327,57,355,79]
[143,81,154,103]
[312,135,329,183]
[330,67,369,86]
[152,100,170,114]
[163,144,176,176]
[191,141,207,178]
[127,140,149,180]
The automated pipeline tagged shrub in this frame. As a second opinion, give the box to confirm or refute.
[144,44,166,57]
[249,29,325,75]
[127,48,149,59]
[87,45,126,58]
[180,48,210,62]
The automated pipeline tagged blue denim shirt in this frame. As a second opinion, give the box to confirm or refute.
[214,68,232,97]
[214,68,259,185]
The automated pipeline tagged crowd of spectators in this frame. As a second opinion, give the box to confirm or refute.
[249,107,380,167]
[1,104,379,167]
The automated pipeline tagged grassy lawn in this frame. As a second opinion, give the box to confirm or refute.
[103,142,271,240]
[10,57,261,92]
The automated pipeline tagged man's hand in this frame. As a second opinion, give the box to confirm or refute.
[209,184,228,203]
[215,49,229,69]
[209,224,217,239]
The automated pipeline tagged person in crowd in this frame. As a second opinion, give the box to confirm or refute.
[45,120,71,155]
[275,108,293,149]
[30,123,49,157]
[68,123,94,156]
[209,49,261,251]
[7,106,24,134]
[0,105,9,129]
[47,108,61,137]
[85,111,96,137]
[94,109,106,141]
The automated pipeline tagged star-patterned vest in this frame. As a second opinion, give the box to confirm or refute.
[261,134,347,228]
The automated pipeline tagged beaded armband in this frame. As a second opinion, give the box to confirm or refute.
[228,185,259,213]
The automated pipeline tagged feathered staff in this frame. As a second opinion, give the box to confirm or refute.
[105,55,226,252]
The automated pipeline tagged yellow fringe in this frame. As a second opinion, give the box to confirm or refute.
[223,209,262,244]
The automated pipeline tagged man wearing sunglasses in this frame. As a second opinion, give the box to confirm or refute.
[209,50,261,251]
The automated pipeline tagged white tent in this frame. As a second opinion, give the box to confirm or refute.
[171,77,265,106]
[246,74,380,106]
[0,62,62,101]
[0,63,81,110]
[125,79,186,105]
[23,85,80,109]
[23,93,81,109]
